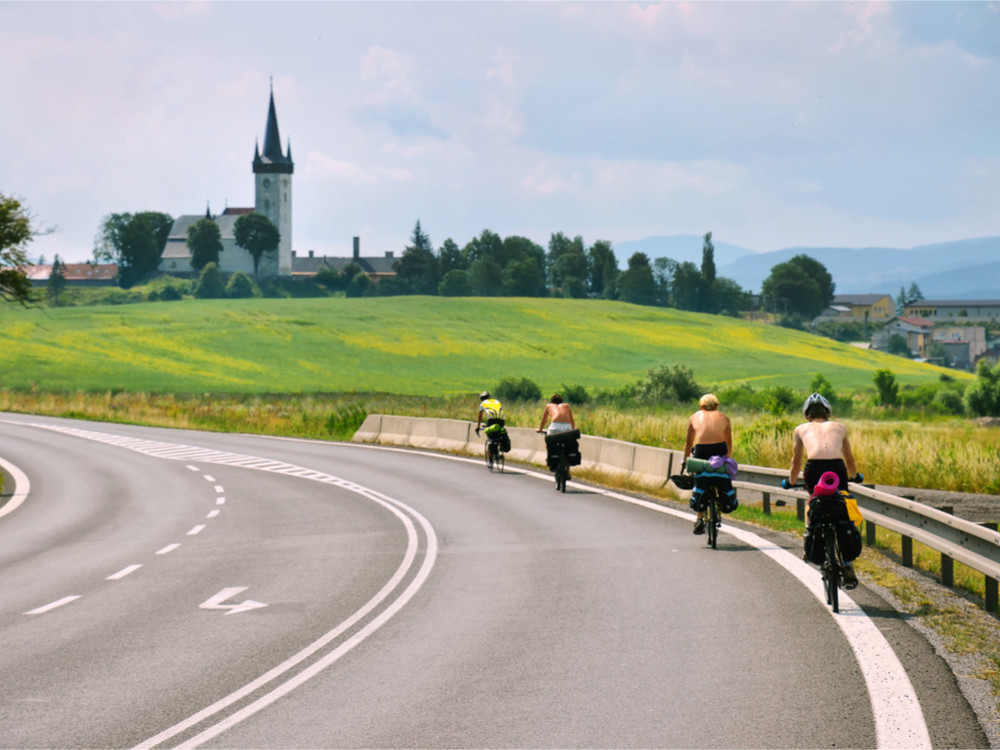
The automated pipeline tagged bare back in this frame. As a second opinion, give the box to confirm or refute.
[794,420,849,460]
[689,409,730,445]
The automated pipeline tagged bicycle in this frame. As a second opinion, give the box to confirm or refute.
[543,428,580,493]
[680,457,737,550]
[781,476,863,613]
[478,426,505,473]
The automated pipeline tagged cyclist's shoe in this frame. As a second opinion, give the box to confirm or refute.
[843,564,859,590]
[693,519,706,535]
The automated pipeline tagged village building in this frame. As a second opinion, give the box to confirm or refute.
[903,299,1000,322]
[870,316,934,358]
[816,293,894,322]
[25,262,118,287]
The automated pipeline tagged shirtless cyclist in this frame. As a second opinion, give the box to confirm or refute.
[683,393,733,535]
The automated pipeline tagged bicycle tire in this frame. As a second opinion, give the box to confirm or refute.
[707,490,719,549]
[824,527,840,612]
[485,440,494,471]
[497,450,505,473]
[555,449,568,492]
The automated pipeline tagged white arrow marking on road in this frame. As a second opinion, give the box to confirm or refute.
[199,587,268,615]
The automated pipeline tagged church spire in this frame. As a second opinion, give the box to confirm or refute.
[253,80,293,174]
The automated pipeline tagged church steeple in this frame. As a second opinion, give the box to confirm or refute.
[253,81,294,174]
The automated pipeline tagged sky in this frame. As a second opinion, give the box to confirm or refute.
[2,1,999,265]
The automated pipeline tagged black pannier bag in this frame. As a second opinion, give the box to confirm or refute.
[689,473,738,513]
[545,429,581,468]
[805,495,863,564]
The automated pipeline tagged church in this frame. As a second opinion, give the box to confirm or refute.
[159,85,295,277]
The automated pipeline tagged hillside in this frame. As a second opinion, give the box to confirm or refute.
[0,297,962,397]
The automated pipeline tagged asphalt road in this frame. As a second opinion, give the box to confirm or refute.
[0,414,989,749]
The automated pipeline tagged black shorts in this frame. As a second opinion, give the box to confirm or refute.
[692,442,728,459]
[804,459,849,495]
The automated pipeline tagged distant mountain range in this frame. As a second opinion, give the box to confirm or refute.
[612,235,1000,300]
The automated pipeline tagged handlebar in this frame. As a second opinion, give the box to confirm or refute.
[780,474,863,491]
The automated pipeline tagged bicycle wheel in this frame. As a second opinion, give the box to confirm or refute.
[824,527,840,612]
[707,491,719,549]
[485,440,494,471]
[496,448,505,473]
[556,450,567,492]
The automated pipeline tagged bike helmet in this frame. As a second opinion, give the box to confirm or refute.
[802,392,832,419]
[480,391,491,400]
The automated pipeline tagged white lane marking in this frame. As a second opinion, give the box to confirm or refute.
[107,564,143,581]
[338,442,932,750]
[0,456,31,520]
[186,465,200,472]
[199,587,268,615]
[204,475,215,482]
[215,497,225,505]
[214,485,224,493]
[25,595,81,615]
[187,525,206,536]
[156,544,181,555]
[206,510,220,519]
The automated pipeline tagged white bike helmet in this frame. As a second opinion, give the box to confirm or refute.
[802,392,832,418]
[480,391,491,400]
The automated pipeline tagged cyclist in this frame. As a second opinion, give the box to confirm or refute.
[682,393,733,535]
[786,392,860,588]
[475,391,506,437]
[537,393,576,434]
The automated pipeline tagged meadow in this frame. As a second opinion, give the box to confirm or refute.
[0,295,963,394]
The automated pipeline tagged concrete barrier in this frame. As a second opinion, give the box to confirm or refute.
[353,414,681,491]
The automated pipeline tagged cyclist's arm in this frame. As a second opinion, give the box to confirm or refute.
[841,431,858,478]
[538,404,551,432]
[724,417,733,457]
[682,418,696,463]
[789,426,805,485]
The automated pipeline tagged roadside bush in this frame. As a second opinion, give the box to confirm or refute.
[933,387,966,416]
[764,385,797,415]
[193,263,226,299]
[495,377,542,402]
[634,364,701,404]
[559,384,590,405]
[964,359,1000,417]
[226,271,258,299]
[159,285,183,301]
[873,368,899,407]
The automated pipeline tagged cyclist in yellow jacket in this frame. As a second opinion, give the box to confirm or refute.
[475,391,506,437]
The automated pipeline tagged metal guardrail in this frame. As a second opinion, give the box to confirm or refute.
[733,464,1000,612]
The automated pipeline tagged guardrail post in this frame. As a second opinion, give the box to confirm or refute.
[865,519,876,546]
[762,491,771,515]
[938,506,954,587]
[796,497,805,522]
[902,535,914,568]
[984,522,998,613]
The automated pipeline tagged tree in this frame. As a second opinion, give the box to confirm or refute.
[439,268,471,296]
[437,238,466,275]
[587,240,619,299]
[48,256,67,304]
[760,254,834,319]
[233,212,280,277]
[547,233,586,289]
[652,257,677,306]
[887,334,911,356]
[700,231,717,313]
[187,218,223,271]
[94,211,172,289]
[468,257,503,296]
[873,368,899,407]
[671,261,703,311]
[192,262,226,299]
[394,220,440,294]
[896,282,925,314]
[964,359,1000,417]
[0,193,37,305]
[618,252,657,306]
[502,256,546,297]
[462,229,504,267]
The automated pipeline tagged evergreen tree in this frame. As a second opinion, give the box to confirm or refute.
[48,255,67,304]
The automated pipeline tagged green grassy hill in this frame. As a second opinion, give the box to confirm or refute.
[0,296,962,396]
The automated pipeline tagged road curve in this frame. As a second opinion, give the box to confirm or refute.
[0,414,988,749]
